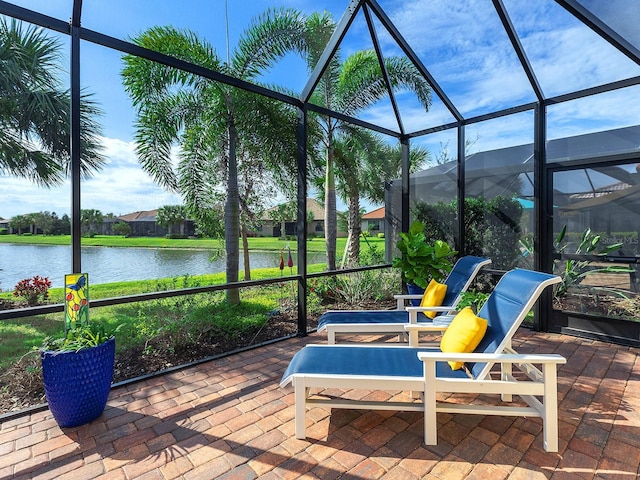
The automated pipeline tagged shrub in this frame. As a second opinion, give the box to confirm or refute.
[13,276,52,306]
[112,221,131,237]
[414,195,523,270]
[359,244,385,266]
[334,269,399,305]
[0,228,8,235]
[377,233,384,238]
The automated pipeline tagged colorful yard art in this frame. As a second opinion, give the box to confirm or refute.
[65,273,89,332]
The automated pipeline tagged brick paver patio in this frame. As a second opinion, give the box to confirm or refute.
[1,329,639,479]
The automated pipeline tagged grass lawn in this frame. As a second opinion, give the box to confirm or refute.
[0,233,389,368]
[0,265,328,368]
[0,233,385,254]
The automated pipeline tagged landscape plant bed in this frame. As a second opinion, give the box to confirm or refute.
[553,289,640,323]
[0,296,395,417]
[0,304,315,417]
[550,309,640,347]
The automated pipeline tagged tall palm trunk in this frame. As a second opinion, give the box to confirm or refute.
[325,124,337,271]
[347,194,361,266]
[325,149,337,271]
[225,116,240,304]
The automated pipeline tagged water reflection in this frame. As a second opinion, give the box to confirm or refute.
[0,244,324,290]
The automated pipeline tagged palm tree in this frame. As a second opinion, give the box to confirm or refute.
[328,131,431,265]
[121,8,307,304]
[0,19,104,186]
[303,12,432,270]
[156,205,188,236]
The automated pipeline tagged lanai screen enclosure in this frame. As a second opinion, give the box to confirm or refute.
[1,0,640,346]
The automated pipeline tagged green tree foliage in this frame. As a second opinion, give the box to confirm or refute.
[31,212,54,235]
[112,221,132,237]
[330,131,431,265]
[303,12,432,271]
[121,8,309,304]
[80,209,103,236]
[156,205,188,236]
[0,19,104,185]
[8,214,31,234]
[8,211,69,235]
[414,196,523,269]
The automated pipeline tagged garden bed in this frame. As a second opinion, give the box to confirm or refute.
[0,297,394,417]
[0,305,306,416]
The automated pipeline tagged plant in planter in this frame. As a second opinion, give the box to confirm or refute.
[40,273,119,428]
[457,289,490,314]
[392,220,456,300]
[553,226,631,300]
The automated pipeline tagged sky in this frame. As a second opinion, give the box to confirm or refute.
[1,0,640,219]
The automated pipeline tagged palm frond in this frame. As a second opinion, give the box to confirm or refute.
[0,19,104,185]
[336,50,432,116]
[122,26,222,107]
[233,7,308,80]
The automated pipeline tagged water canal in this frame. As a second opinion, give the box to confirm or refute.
[0,244,322,290]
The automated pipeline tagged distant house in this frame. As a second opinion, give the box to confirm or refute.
[258,198,345,237]
[0,217,9,232]
[361,206,386,237]
[104,210,196,237]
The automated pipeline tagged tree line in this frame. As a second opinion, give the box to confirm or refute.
[2,9,434,305]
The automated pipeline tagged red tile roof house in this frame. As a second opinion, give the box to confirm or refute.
[361,206,386,237]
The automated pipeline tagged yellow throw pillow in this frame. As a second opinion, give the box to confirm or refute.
[419,279,447,319]
[440,307,488,370]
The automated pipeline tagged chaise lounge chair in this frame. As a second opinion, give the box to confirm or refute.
[281,268,566,452]
[318,255,491,344]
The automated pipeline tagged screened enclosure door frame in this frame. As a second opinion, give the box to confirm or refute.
[543,156,640,347]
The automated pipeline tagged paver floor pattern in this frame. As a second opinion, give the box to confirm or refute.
[1,329,639,479]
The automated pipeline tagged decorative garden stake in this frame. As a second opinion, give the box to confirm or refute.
[65,273,89,332]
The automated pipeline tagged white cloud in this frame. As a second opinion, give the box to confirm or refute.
[0,136,182,219]
[372,0,640,119]
[353,0,640,153]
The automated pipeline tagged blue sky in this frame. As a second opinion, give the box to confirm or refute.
[2,0,640,219]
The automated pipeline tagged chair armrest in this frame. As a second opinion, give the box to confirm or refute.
[417,352,566,364]
[405,306,458,325]
[405,306,457,313]
[405,324,448,333]
[405,323,447,346]
[393,294,424,309]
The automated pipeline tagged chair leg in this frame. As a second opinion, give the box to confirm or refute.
[542,363,559,452]
[423,362,437,445]
[501,362,513,402]
[294,378,308,439]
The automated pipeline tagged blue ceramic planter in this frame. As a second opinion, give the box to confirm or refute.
[41,337,115,428]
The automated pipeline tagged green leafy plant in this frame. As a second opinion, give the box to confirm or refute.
[554,226,632,298]
[457,289,490,313]
[414,196,523,270]
[392,220,456,289]
[41,323,121,353]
